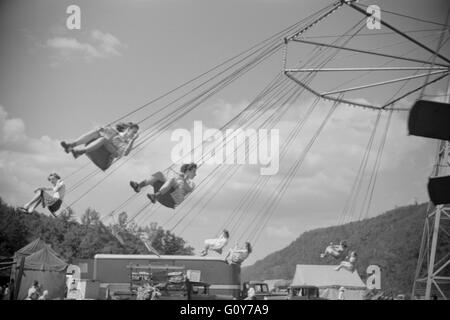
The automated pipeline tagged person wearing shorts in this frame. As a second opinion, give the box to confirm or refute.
[129,163,197,208]
[20,173,65,215]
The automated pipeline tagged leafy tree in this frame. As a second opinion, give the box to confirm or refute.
[0,199,29,257]
[0,197,195,263]
[139,223,194,255]
[81,208,101,226]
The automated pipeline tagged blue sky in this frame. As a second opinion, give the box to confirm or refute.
[1,0,449,265]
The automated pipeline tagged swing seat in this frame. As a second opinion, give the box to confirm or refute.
[85,141,116,171]
[153,180,176,209]
[408,100,450,141]
[428,175,450,205]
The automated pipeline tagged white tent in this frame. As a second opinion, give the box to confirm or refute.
[291,265,367,300]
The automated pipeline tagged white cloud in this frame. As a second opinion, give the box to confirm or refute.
[91,30,123,56]
[46,29,126,65]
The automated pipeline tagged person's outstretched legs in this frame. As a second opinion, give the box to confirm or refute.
[61,130,101,153]
[335,262,352,272]
[320,246,332,258]
[28,197,43,213]
[130,177,160,193]
[334,265,342,271]
[22,191,42,212]
[23,192,41,208]
[71,130,102,147]
[223,249,232,264]
[71,137,108,158]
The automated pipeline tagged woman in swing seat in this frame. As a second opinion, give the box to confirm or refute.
[224,242,252,265]
[320,240,348,259]
[334,251,358,272]
[200,230,230,256]
[129,163,197,208]
[19,173,65,215]
[60,122,139,160]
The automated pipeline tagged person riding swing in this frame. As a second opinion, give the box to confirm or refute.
[334,251,358,272]
[19,173,65,216]
[60,122,139,171]
[200,230,230,256]
[129,163,197,209]
[224,242,252,265]
[320,240,348,259]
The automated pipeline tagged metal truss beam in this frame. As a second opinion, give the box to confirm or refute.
[291,39,450,67]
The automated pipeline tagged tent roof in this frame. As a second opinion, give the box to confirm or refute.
[16,238,47,255]
[291,265,366,289]
[16,238,53,256]
[14,238,60,259]
[24,246,68,272]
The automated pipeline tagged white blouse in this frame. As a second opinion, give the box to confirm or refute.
[52,180,66,200]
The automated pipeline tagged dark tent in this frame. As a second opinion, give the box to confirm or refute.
[11,238,68,300]
[11,238,53,293]
[17,246,68,300]
[13,238,59,261]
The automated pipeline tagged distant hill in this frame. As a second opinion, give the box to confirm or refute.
[242,203,430,295]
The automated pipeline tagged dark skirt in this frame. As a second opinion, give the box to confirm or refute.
[48,199,62,213]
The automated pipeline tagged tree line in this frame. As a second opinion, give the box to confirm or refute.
[0,197,194,265]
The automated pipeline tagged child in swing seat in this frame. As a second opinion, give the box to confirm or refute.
[19,173,65,215]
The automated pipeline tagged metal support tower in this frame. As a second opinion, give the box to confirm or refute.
[412,92,450,300]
